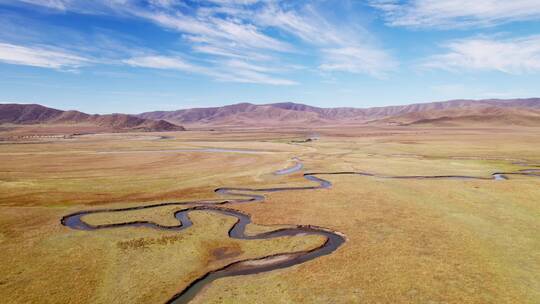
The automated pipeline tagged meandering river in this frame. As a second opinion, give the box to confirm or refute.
[61,157,539,303]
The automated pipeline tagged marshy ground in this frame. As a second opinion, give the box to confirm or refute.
[1,126,539,303]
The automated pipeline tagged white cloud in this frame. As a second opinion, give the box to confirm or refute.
[370,0,540,28]
[191,45,270,60]
[252,3,396,76]
[123,55,198,71]
[422,35,540,74]
[18,0,69,10]
[224,59,275,73]
[319,47,397,78]
[126,6,293,53]
[122,1,396,78]
[0,42,89,69]
[216,59,297,85]
[3,0,397,80]
[254,2,354,47]
[123,55,296,85]
[148,0,182,9]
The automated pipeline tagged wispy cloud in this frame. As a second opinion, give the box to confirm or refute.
[147,0,184,9]
[190,45,271,61]
[319,47,397,78]
[216,59,298,85]
[370,0,540,28]
[131,0,397,79]
[0,42,89,69]
[0,12,152,66]
[254,3,344,45]
[129,8,293,53]
[123,55,200,71]
[422,35,540,74]
[123,55,297,85]
[18,0,69,10]
[252,2,396,76]
[2,0,397,81]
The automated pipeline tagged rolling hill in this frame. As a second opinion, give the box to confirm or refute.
[377,106,540,127]
[138,98,540,127]
[2,98,539,136]
[0,104,185,135]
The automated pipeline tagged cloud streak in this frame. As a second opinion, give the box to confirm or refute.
[2,0,396,82]
[123,55,199,71]
[18,0,68,10]
[320,47,397,78]
[0,42,89,69]
[422,35,540,74]
[124,55,297,85]
[252,2,396,76]
[370,0,540,28]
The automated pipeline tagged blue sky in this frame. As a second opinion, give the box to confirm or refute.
[1,0,540,114]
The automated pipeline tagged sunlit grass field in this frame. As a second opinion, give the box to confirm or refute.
[1,126,539,303]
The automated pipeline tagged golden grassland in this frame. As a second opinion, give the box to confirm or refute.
[1,126,539,303]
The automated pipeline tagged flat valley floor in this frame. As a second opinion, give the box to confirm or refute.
[1,126,539,303]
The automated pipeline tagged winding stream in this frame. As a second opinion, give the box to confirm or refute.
[61,157,539,303]
[273,158,303,175]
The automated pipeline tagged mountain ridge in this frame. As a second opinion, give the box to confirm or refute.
[0,103,185,132]
[2,98,539,131]
[137,98,540,126]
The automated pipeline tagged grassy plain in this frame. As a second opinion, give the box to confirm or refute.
[1,126,539,303]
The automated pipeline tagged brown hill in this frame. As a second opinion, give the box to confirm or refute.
[138,98,540,126]
[3,98,539,134]
[139,102,325,126]
[0,104,64,124]
[0,104,185,134]
[389,106,540,127]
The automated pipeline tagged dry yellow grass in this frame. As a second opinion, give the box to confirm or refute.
[1,126,539,303]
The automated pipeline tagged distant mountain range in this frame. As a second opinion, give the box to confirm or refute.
[0,104,185,134]
[1,98,539,137]
[138,98,540,127]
